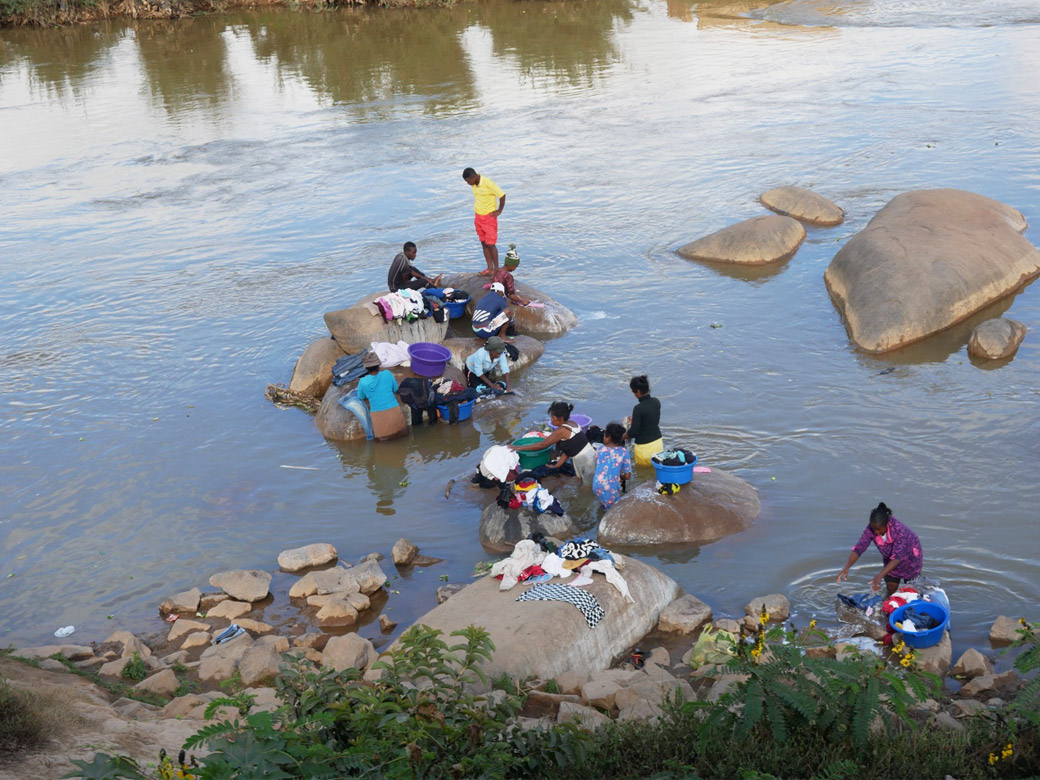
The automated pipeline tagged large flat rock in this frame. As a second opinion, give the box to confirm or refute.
[677,215,805,265]
[443,273,578,338]
[382,557,680,680]
[598,469,759,546]
[760,186,844,226]
[324,293,449,354]
[824,189,1040,353]
[442,335,544,376]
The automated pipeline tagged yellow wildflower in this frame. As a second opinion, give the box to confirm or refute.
[1002,743,1013,760]
[893,640,905,654]
[809,619,817,629]
[989,753,999,766]
[900,652,915,668]
[759,607,769,625]
[1019,617,1027,626]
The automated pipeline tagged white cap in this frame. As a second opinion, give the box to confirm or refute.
[490,282,506,295]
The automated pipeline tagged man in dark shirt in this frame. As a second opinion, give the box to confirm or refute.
[387,242,443,292]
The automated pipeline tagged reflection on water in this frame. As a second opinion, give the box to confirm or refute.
[1,0,1039,657]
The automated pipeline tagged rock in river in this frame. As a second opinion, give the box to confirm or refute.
[824,189,1040,353]
[442,273,579,339]
[443,335,545,375]
[598,470,759,546]
[324,293,449,354]
[677,215,806,265]
[209,570,272,602]
[479,504,584,554]
[967,318,1027,361]
[760,186,844,226]
[278,543,338,572]
[288,337,346,399]
[375,557,680,681]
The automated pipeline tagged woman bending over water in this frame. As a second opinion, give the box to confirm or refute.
[836,501,923,597]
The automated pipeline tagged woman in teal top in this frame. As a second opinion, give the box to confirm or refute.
[357,352,407,440]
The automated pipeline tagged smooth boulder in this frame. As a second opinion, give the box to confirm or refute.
[967,318,1027,360]
[324,293,449,354]
[598,470,759,546]
[379,557,680,681]
[760,186,844,226]
[278,543,338,572]
[677,215,806,265]
[824,189,1040,353]
[479,504,584,553]
[443,335,545,376]
[443,273,578,338]
[288,337,346,399]
[209,570,272,603]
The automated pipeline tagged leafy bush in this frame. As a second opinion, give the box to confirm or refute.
[121,652,147,683]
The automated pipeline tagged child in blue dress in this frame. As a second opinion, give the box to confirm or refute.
[593,423,632,509]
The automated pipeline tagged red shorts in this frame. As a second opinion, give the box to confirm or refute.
[474,212,498,245]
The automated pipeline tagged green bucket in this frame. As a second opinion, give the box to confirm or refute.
[512,437,553,470]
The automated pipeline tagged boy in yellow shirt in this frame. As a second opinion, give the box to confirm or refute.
[462,167,506,276]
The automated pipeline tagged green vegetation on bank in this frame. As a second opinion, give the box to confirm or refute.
[0,0,456,28]
[51,620,1040,779]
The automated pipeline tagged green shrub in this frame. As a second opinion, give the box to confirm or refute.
[121,652,147,683]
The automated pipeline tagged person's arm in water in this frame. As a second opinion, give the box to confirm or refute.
[550,451,570,468]
[871,559,900,593]
[625,404,643,443]
[512,428,566,451]
[836,550,859,582]
[837,527,874,582]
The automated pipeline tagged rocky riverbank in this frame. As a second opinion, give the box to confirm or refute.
[3,536,1035,778]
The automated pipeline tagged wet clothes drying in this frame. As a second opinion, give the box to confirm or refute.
[331,350,369,387]
[516,583,605,628]
[398,377,437,425]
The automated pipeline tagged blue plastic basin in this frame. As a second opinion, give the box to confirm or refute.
[437,399,474,422]
[889,600,949,649]
[652,454,698,486]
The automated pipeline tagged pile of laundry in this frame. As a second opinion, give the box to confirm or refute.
[488,537,634,629]
[652,449,697,466]
[397,376,477,425]
[499,477,564,516]
[837,580,950,645]
[371,289,446,323]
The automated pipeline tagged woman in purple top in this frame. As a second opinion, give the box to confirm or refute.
[836,502,923,597]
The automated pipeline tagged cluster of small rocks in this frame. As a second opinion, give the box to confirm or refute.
[14,538,444,719]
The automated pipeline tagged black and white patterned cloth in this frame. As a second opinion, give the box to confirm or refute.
[516,583,605,628]
[558,539,601,561]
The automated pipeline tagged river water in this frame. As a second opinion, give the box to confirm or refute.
[1,0,1038,658]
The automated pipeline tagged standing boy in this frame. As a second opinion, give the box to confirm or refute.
[462,167,506,276]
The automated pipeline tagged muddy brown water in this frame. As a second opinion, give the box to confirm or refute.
[1,0,1038,662]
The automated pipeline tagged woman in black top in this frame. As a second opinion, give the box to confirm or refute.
[511,401,597,483]
[625,375,663,465]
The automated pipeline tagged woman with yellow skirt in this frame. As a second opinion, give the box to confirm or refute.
[625,374,663,466]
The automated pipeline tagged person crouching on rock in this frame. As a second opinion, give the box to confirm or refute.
[624,374,663,467]
[465,335,510,394]
[387,241,443,292]
[511,401,597,484]
[836,501,923,597]
[471,282,514,342]
[357,352,408,441]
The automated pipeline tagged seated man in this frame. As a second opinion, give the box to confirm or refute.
[471,283,514,342]
[465,336,510,392]
[387,241,443,292]
[491,245,530,307]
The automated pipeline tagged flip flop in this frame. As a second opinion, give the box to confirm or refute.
[477,269,493,276]
[213,624,244,644]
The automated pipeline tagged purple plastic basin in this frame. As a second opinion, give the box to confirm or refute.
[547,413,593,432]
[407,342,452,377]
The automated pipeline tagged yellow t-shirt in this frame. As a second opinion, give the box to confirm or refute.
[471,176,505,216]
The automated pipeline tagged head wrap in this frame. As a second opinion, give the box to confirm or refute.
[490,282,506,295]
